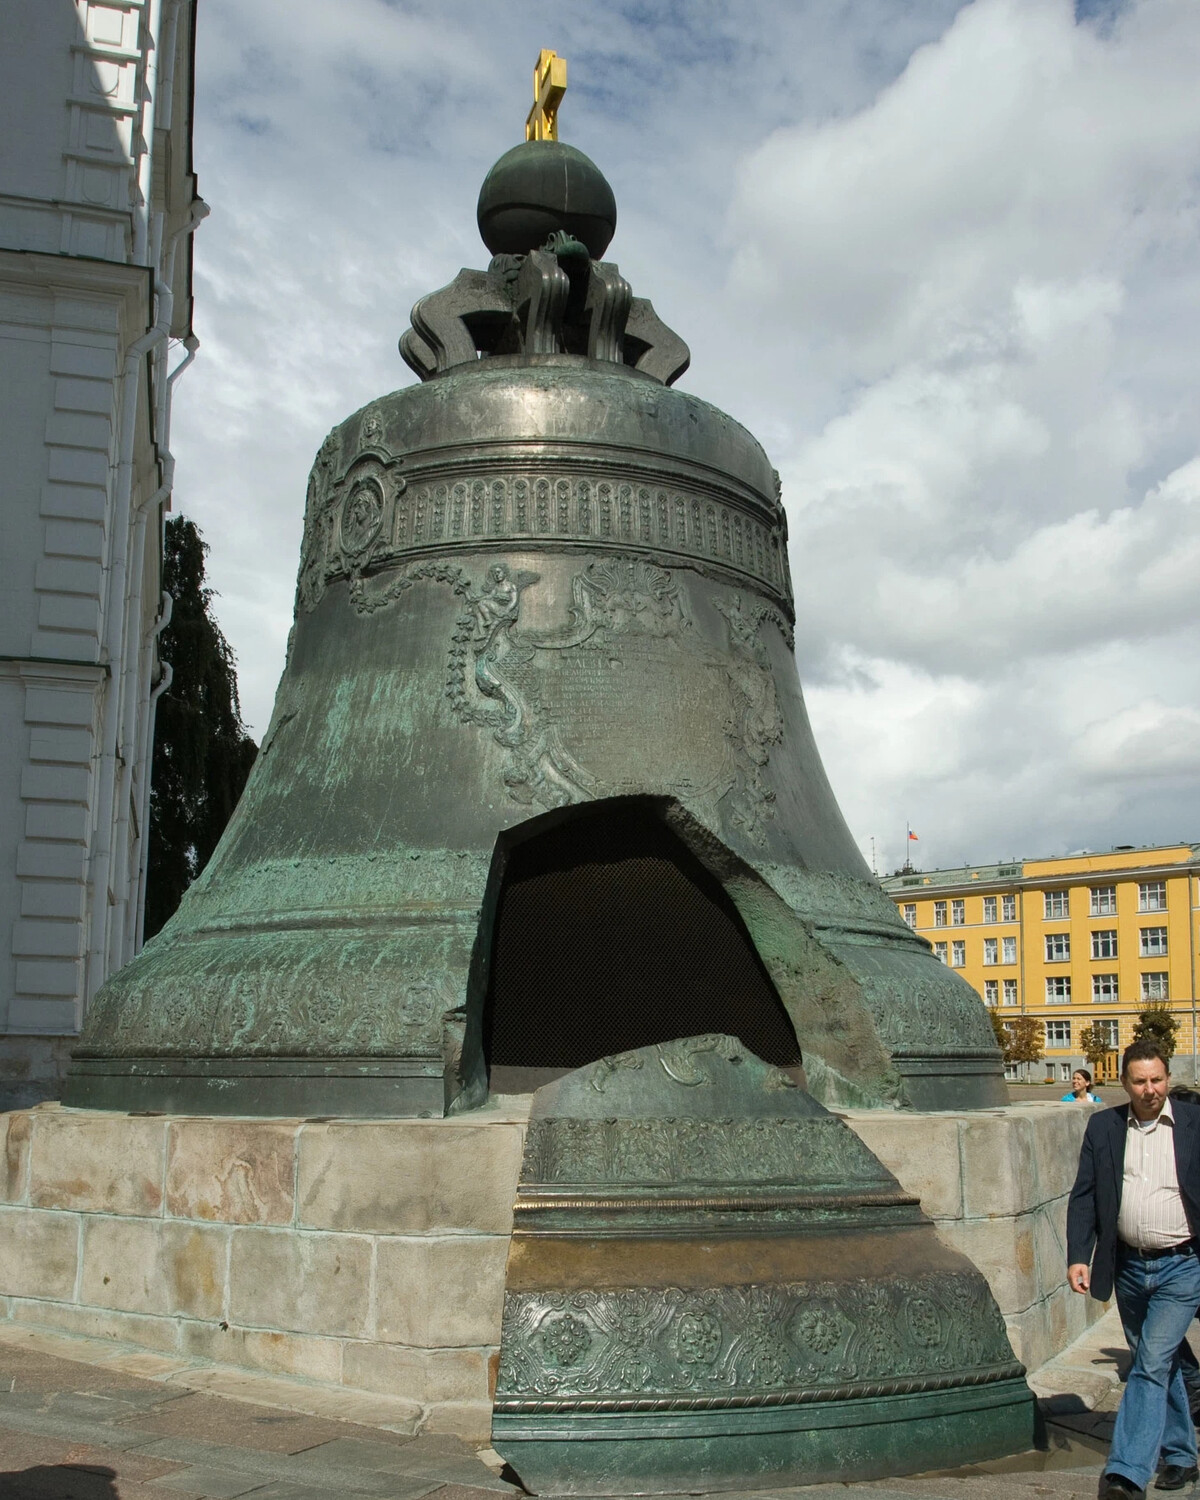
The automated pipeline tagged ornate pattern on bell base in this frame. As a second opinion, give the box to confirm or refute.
[496,1273,1021,1407]
[492,1040,1033,1493]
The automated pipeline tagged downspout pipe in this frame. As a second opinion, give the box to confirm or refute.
[133,598,173,952]
[85,199,206,1004]
[119,331,199,959]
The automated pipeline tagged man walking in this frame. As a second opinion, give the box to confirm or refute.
[1068,1041,1200,1498]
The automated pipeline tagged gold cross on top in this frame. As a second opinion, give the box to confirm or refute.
[525,49,567,141]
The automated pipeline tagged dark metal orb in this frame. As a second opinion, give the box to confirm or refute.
[477,141,617,258]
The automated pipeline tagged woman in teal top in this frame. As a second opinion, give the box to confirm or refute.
[1062,1068,1101,1102]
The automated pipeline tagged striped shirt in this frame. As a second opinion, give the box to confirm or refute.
[1117,1096,1192,1250]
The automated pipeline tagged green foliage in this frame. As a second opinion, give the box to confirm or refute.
[1079,1024,1116,1070]
[144,516,258,938]
[988,1011,1044,1067]
[1133,1005,1179,1059]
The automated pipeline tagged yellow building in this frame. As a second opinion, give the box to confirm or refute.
[880,844,1200,1084]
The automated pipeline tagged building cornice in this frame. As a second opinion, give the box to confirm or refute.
[882,854,1199,900]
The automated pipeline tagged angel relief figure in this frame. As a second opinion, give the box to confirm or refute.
[461,563,540,737]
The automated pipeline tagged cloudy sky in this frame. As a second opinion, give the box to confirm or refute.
[171,0,1200,877]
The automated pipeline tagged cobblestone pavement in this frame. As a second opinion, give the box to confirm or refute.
[0,1316,1149,1500]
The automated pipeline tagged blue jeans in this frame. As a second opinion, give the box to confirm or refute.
[1109,1246,1200,1488]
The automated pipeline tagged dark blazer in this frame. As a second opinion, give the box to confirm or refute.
[1067,1101,1200,1301]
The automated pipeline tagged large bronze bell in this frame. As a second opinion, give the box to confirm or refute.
[66,136,1005,1117]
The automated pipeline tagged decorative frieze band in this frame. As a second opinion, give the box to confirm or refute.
[495,1271,1019,1407]
[297,443,793,615]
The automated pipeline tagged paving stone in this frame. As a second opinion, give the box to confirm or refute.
[0,1397,166,1453]
[134,1434,424,1495]
[240,1482,440,1500]
[116,1390,363,1454]
[152,1466,270,1497]
[422,1487,524,1500]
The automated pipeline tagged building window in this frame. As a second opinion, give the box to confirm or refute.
[1002,936,1017,965]
[984,980,999,1006]
[983,938,998,965]
[1046,976,1072,1003]
[951,940,965,967]
[1092,973,1119,1003]
[1001,894,1016,921]
[1096,1018,1120,1049]
[1140,927,1168,957]
[902,903,916,929]
[934,941,947,964]
[1142,972,1169,1001]
[1045,932,1070,962]
[933,901,947,927]
[1139,881,1167,913]
[1090,885,1117,916]
[1091,929,1118,960]
[1046,1020,1072,1047]
[1044,890,1070,919]
[982,896,997,923]
[1002,978,1019,1006]
[951,899,965,926]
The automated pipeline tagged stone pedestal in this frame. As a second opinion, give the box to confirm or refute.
[0,1100,1104,1440]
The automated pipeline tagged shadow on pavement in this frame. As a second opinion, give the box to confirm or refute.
[0,1469,118,1500]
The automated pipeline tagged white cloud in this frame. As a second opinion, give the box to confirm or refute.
[170,0,1200,875]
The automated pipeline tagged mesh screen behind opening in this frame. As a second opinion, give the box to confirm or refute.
[483,806,801,1071]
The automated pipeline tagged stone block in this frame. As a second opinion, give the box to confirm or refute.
[936,1214,1038,1317]
[161,1221,228,1320]
[1046,1282,1071,1358]
[1009,1285,1078,1376]
[298,1120,523,1235]
[20,881,86,920]
[0,1206,78,1299]
[36,593,101,634]
[11,918,80,958]
[19,765,91,803]
[16,841,87,880]
[421,1399,494,1443]
[166,1119,296,1225]
[3,1112,32,1202]
[34,557,102,596]
[842,1111,963,1219]
[178,1321,343,1384]
[1029,1104,1091,1202]
[343,1340,490,1404]
[959,1109,1037,1219]
[375,1235,510,1347]
[10,1296,181,1354]
[1064,1283,1091,1344]
[228,1227,371,1338]
[80,1216,168,1315]
[30,1110,165,1215]
[1032,1198,1069,1301]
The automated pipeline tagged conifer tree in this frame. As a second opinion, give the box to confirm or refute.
[144,516,258,938]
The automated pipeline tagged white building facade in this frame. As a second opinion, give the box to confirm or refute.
[0,0,201,1105]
